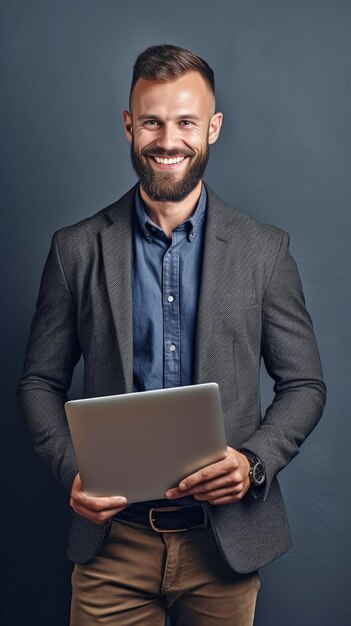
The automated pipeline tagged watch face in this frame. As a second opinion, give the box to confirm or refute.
[252,461,265,486]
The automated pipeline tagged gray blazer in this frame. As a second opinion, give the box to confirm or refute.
[18,182,326,574]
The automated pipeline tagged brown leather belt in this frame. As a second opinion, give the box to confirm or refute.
[116,505,208,533]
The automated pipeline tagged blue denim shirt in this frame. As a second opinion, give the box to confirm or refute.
[131,183,207,508]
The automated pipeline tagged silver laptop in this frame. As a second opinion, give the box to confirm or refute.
[65,383,227,503]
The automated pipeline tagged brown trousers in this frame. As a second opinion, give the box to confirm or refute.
[70,519,260,626]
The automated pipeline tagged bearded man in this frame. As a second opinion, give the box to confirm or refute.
[18,44,326,626]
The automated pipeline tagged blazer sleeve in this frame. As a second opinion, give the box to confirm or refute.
[17,231,81,493]
[239,231,327,501]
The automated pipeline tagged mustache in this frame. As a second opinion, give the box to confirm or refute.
[141,148,195,158]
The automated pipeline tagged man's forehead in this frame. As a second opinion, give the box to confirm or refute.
[131,71,214,112]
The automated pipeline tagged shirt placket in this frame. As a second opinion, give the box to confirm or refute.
[162,230,184,388]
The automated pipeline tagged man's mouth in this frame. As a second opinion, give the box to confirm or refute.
[153,156,186,165]
[146,154,190,170]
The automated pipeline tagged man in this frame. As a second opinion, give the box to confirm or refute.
[18,44,326,625]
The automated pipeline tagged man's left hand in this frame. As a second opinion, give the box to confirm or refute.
[165,447,251,505]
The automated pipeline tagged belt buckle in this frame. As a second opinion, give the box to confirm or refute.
[148,506,207,533]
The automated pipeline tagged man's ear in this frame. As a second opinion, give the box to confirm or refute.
[208,112,223,145]
[123,110,133,142]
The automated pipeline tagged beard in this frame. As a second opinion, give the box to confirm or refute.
[130,140,210,202]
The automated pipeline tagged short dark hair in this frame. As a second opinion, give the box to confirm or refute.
[129,44,215,109]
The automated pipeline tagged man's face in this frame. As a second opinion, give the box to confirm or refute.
[123,71,222,202]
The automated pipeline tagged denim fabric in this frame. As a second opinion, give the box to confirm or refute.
[133,183,207,391]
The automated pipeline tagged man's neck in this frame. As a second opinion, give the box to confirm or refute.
[139,180,203,238]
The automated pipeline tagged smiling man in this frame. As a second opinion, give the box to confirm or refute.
[18,45,326,625]
[126,69,218,212]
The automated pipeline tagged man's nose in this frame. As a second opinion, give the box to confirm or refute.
[155,123,179,151]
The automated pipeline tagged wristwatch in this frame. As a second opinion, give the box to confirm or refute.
[238,449,266,487]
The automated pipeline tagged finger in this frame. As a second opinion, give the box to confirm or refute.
[186,471,244,495]
[165,477,232,499]
[71,473,82,492]
[70,501,128,524]
[193,484,243,501]
[74,492,128,511]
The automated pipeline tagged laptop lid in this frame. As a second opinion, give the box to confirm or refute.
[65,382,227,503]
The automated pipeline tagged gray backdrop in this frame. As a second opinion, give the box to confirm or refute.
[1,1,350,625]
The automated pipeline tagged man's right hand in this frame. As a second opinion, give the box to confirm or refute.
[70,473,128,524]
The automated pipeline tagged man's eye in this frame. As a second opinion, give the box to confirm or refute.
[145,120,160,126]
[179,120,192,126]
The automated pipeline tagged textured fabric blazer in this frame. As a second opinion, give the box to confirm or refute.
[18,182,326,574]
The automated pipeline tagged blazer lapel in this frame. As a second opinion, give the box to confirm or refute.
[100,185,137,393]
[194,183,240,384]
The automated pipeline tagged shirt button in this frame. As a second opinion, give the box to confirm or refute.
[167,295,174,303]
[170,344,176,352]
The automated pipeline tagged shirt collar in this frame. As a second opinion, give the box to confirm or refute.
[135,183,207,243]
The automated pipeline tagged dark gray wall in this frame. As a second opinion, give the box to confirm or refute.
[1,1,350,624]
